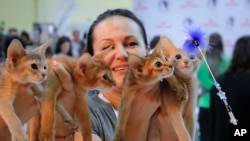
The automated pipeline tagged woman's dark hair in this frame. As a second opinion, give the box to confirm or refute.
[21,31,30,40]
[149,35,161,50]
[86,8,148,55]
[208,32,224,59]
[4,36,25,58]
[55,36,72,56]
[226,35,250,74]
[207,33,224,76]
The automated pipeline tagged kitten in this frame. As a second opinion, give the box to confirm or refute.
[38,52,116,141]
[0,39,49,141]
[158,36,204,141]
[113,49,174,141]
[153,37,187,101]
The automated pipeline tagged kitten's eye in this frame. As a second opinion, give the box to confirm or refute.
[175,54,182,59]
[31,63,38,70]
[155,61,162,68]
[44,65,47,70]
[103,74,109,81]
[189,55,195,60]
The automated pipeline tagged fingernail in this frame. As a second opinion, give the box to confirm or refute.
[53,60,58,67]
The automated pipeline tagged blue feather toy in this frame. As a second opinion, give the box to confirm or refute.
[183,27,208,55]
[183,27,238,125]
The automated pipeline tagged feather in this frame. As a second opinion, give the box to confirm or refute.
[183,27,209,55]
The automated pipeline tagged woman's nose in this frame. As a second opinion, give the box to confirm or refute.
[115,44,128,60]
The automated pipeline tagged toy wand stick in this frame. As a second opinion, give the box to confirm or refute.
[183,27,238,125]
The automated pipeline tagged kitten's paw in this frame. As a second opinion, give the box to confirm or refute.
[67,120,79,131]
[39,130,55,141]
[177,93,187,101]
[113,136,125,141]
[175,86,188,101]
[12,133,29,141]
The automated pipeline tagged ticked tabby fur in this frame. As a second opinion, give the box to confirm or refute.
[38,51,116,141]
[0,39,49,141]
[113,48,174,141]
[151,36,204,141]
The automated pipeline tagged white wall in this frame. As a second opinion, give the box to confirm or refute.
[0,0,132,34]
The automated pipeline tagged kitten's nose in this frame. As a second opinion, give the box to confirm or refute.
[112,81,116,87]
[184,60,188,65]
[41,73,46,78]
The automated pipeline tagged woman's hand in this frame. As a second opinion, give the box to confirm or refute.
[52,61,74,92]
[125,83,162,141]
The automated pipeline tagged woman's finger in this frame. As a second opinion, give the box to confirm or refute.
[52,60,74,92]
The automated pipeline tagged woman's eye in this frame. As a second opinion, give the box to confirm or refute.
[126,42,138,47]
[102,45,113,50]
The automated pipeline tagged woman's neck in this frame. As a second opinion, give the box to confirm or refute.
[102,88,122,110]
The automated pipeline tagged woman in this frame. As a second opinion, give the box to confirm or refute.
[26,8,164,141]
[80,8,163,141]
[54,36,73,57]
[209,35,250,141]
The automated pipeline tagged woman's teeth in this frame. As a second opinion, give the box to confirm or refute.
[113,67,128,71]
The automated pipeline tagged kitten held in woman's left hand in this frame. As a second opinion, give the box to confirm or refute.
[0,39,49,141]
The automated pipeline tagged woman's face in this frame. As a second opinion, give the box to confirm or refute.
[61,41,70,54]
[92,16,147,91]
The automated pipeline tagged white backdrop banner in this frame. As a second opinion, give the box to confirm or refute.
[133,0,250,55]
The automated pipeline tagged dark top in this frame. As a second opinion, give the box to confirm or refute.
[209,72,250,141]
[88,92,117,141]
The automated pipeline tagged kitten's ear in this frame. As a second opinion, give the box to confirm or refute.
[94,46,113,59]
[152,45,165,57]
[76,53,93,76]
[33,39,51,56]
[128,54,145,74]
[6,39,27,69]
[152,37,163,55]
[153,36,177,58]
[94,51,105,59]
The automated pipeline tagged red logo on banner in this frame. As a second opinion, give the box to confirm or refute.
[203,19,219,27]
[225,0,239,7]
[155,21,172,29]
[180,0,198,8]
[241,19,250,27]
[134,2,148,11]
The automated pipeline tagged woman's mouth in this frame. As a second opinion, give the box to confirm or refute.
[112,67,128,72]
